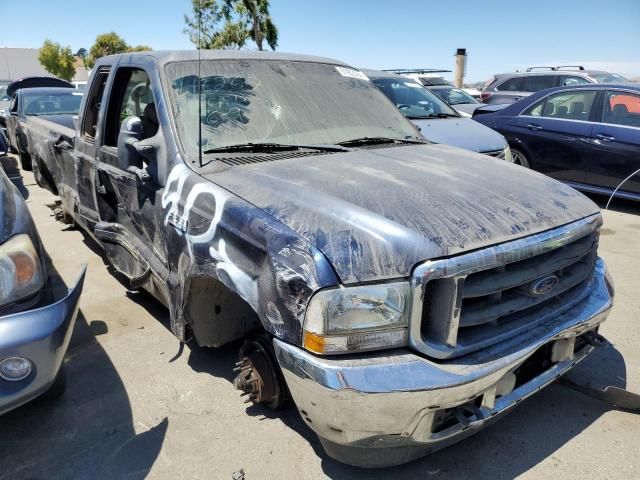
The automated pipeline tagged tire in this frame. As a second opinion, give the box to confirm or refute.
[32,156,44,188]
[16,139,32,171]
[511,148,530,168]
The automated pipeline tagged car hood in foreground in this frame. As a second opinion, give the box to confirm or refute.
[410,116,506,153]
[206,144,599,284]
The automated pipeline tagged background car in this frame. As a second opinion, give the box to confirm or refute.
[363,69,511,159]
[473,83,640,201]
[5,86,81,170]
[481,66,630,105]
[0,158,85,415]
[385,69,482,98]
[427,85,486,116]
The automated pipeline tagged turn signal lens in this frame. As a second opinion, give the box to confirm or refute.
[0,235,44,307]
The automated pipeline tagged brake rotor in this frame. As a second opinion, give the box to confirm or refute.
[233,337,284,409]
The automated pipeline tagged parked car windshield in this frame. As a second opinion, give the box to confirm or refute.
[23,92,83,115]
[431,87,479,105]
[590,73,629,83]
[0,82,10,101]
[371,77,459,119]
[164,60,420,158]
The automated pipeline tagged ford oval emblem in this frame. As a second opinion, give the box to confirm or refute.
[530,275,559,296]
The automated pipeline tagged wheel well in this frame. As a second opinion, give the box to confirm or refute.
[185,275,261,348]
[35,155,59,195]
[508,141,534,168]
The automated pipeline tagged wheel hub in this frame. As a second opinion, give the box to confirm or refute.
[233,338,284,409]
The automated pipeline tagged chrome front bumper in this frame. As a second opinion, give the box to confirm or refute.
[0,267,86,415]
[274,258,614,468]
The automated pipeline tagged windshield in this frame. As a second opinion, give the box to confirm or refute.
[418,76,452,87]
[431,87,479,105]
[164,60,420,158]
[23,92,82,115]
[370,77,459,119]
[591,73,630,83]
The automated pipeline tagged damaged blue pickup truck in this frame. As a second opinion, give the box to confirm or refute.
[28,50,614,467]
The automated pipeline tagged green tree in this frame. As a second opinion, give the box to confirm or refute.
[38,40,76,81]
[75,48,88,70]
[86,33,152,68]
[128,45,153,52]
[184,0,243,49]
[184,0,278,50]
[87,32,129,68]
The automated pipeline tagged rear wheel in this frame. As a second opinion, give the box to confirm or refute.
[16,139,32,171]
[511,148,530,168]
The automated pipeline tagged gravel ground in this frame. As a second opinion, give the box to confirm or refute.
[0,154,638,480]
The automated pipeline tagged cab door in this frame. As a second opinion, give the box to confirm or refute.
[588,90,640,194]
[72,67,111,227]
[92,66,169,289]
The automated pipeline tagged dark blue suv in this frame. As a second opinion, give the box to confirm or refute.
[474,83,640,201]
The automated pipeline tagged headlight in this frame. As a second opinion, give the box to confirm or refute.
[503,145,512,162]
[0,235,44,307]
[303,281,410,354]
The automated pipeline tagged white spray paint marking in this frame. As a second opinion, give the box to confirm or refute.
[210,238,258,308]
[162,163,259,310]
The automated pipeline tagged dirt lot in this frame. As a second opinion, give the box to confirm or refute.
[0,154,638,480]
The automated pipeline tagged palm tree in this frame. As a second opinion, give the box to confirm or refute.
[235,0,278,51]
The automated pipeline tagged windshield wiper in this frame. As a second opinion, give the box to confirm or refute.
[408,113,459,119]
[203,142,348,154]
[336,136,425,147]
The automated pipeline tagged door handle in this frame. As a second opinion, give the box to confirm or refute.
[53,136,73,151]
[527,123,542,131]
[596,134,615,143]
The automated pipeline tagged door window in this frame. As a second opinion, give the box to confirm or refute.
[523,75,558,92]
[9,95,18,114]
[496,77,525,92]
[561,75,591,86]
[602,91,640,127]
[103,68,157,147]
[523,90,597,120]
[82,69,110,140]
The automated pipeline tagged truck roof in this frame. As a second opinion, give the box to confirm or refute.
[96,50,350,68]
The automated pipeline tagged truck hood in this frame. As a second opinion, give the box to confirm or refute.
[410,117,506,153]
[205,144,599,284]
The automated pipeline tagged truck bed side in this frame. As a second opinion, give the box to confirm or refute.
[26,115,76,199]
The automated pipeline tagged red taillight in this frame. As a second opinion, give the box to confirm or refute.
[480,92,492,102]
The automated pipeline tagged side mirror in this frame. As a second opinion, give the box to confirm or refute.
[117,116,144,170]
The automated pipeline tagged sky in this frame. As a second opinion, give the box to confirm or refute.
[1,0,639,82]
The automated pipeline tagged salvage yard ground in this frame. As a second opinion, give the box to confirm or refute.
[0,154,638,480]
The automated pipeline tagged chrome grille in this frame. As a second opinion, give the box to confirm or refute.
[409,215,601,359]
